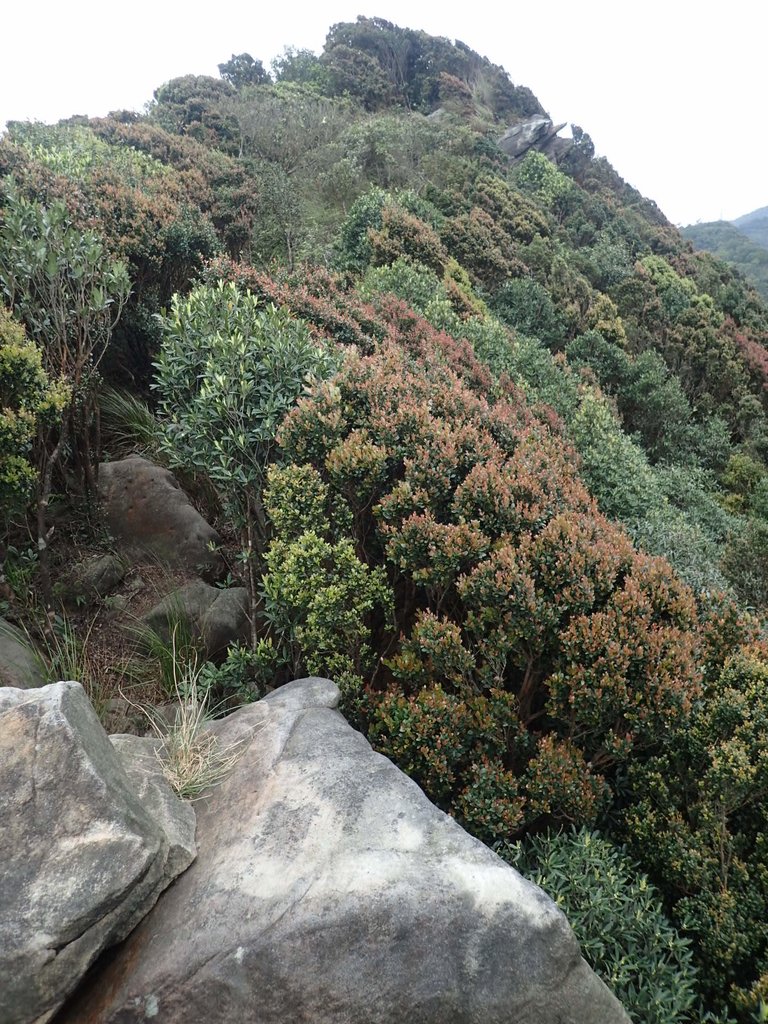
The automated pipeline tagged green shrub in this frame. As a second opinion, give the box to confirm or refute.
[153,280,340,643]
[197,641,280,704]
[490,277,565,347]
[499,829,699,1024]
[0,305,68,519]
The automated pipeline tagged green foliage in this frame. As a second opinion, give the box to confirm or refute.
[277,336,703,857]
[271,47,328,89]
[335,186,388,272]
[569,387,661,525]
[324,16,543,120]
[263,462,331,540]
[513,150,573,209]
[153,280,340,642]
[0,306,68,516]
[8,121,164,184]
[197,641,278,703]
[262,462,391,690]
[150,74,237,146]
[620,641,768,1017]
[363,683,525,837]
[261,529,392,692]
[722,518,768,608]
[153,281,338,515]
[0,180,130,601]
[500,829,699,1024]
[491,277,565,346]
[97,385,165,461]
[0,180,131,380]
[218,53,270,89]
[335,186,444,273]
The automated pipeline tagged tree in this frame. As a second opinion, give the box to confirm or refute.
[0,181,130,604]
[271,47,328,89]
[218,53,270,89]
[151,75,237,148]
[153,281,340,644]
[0,306,69,583]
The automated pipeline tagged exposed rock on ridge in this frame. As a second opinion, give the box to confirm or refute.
[59,677,629,1024]
[498,114,573,163]
[0,681,195,1024]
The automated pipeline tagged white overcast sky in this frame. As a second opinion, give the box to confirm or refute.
[1,1,765,225]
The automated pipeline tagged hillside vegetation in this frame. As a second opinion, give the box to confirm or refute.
[683,216,768,302]
[734,206,768,249]
[4,17,768,1022]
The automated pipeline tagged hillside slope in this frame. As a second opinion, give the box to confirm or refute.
[733,203,768,248]
[683,218,768,301]
[3,17,768,1022]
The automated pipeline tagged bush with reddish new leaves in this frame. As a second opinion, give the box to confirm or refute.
[272,326,703,845]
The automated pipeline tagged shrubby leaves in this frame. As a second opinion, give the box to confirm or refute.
[500,829,699,1024]
[9,17,768,1019]
[0,306,68,517]
[153,281,340,643]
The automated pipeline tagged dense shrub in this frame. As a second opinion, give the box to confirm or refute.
[500,829,699,1024]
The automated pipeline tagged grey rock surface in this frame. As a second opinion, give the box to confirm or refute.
[0,615,46,689]
[60,553,126,607]
[143,580,249,659]
[59,678,629,1024]
[110,733,197,880]
[498,115,572,163]
[200,585,250,656]
[0,681,195,1024]
[98,456,223,580]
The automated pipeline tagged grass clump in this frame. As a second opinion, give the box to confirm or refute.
[135,632,258,800]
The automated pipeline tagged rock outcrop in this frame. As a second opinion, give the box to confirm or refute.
[498,115,573,163]
[142,579,250,659]
[0,616,46,689]
[0,682,196,1024]
[98,456,223,581]
[60,678,629,1024]
[59,553,126,608]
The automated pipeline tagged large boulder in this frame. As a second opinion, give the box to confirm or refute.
[98,456,223,580]
[0,616,46,689]
[59,678,629,1024]
[0,682,196,1024]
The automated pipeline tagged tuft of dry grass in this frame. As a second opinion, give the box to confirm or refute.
[131,632,257,799]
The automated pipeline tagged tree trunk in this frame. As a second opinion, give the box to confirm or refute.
[36,421,69,609]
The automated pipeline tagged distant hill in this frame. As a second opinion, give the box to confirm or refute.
[732,204,768,249]
[682,217,768,301]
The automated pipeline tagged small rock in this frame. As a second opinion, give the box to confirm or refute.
[59,553,126,608]
[0,616,46,689]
